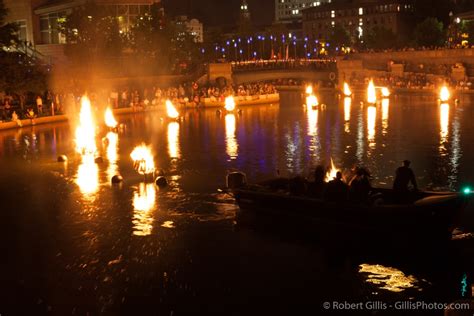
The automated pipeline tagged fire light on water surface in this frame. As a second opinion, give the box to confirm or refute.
[325,158,339,182]
[75,96,97,155]
[367,106,376,145]
[440,86,451,102]
[76,155,99,197]
[167,122,180,159]
[131,144,155,175]
[359,264,420,293]
[367,79,377,104]
[225,96,236,112]
[106,131,119,179]
[133,183,156,236]
[104,108,118,128]
[225,114,238,160]
[166,100,179,119]
[440,103,450,142]
[343,82,352,97]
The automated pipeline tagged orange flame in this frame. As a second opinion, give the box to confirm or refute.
[105,108,118,128]
[75,96,96,155]
[343,82,352,97]
[166,100,179,119]
[325,158,339,182]
[381,87,390,98]
[367,79,377,104]
[131,144,155,175]
[305,85,313,95]
[225,96,236,112]
[306,94,319,109]
[440,86,450,102]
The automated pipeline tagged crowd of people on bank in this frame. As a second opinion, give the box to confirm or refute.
[231,59,336,72]
[0,81,279,122]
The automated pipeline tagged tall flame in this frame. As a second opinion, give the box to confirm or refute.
[225,96,236,112]
[166,100,179,119]
[440,86,450,102]
[381,87,391,98]
[343,82,352,97]
[131,144,155,175]
[306,94,319,108]
[75,96,97,155]
[367,79,377,104]
[325,158,339,182]
[105,108,118,128]
[305,85,313,95]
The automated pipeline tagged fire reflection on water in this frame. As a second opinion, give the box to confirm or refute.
[167,122,181,159]
[344,97,351,133]
[359,264,421,293]
[381,99,389,135]
[367,106,376,148]
[106,132,119,180]
[76,155,99,198]
[439,103,450,153]
[132,183,156,236]
[225,114,238,160]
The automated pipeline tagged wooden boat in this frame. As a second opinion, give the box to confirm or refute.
[201,93,280,108]
[229,175,469,245]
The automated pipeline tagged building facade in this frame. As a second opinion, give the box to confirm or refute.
[275,0,331,23]
[302,0,415,43]
[3,0,163,65]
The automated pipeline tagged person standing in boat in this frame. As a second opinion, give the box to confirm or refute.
[393,160,418,201]
[325,171,348,202]
[349,167,372,204]
[308,165,327,198]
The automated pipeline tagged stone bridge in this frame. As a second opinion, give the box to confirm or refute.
[206,60,338,85]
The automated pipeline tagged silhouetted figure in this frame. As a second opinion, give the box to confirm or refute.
[325,172,348,202]
[393,160,418,203]
[308,165,327,198]
[288,176,307,196]
[349,167,372,204]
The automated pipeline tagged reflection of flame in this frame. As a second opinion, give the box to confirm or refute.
[167,122,180,159]
[133,183,156,236]
[131,144,155,175]
[381,87,390,98]
[325,158,339,182]
[344,97,351,122]
[440,86,450,102]
[166,100,179,119]
[106,132,119,179]
[75,96,96,155]
[367,79,376,104]
[305,85,313,95]
[76,155,99,197]
[440,103,449,142]
[382,99,389,133]
[343,82,352,97]
[225,96,236,112]
[105,108,118,128]
[307,107,318,136]
[359,264,419,293]
[367,106,376,144]
[306,95,318,108]
[225,114,238,159]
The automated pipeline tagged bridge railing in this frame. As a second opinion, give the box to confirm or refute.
[231,59,337,73]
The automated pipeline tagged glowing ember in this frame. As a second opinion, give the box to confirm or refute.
[325,158,339,182]
[306,94,319,108]
[75,96,97,155]
[166,100,179,119]
[105,107,118,128]
[381,87,391,98]
[225,96,236,112]
[440,86,450,102]
[130,144,155,175]
[305,85,313,95]
[367,79,377,104]
[343,82,352,97]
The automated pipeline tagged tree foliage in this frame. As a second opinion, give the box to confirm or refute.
[413,18,445,47]
[0,0,19,49]
[328,25,351,49]
[364,26,398,50]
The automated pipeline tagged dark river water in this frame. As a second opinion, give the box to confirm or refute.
[0,91,473,315]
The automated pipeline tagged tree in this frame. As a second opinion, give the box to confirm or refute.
[413,0,454,25]
[413,18,445,47]
[328,25,351,49]
[0,0,47,93]
[364,26,398,50]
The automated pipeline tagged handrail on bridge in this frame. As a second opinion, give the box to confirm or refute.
[231,58,337,73]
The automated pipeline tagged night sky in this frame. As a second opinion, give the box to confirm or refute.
[163,0,275,27]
